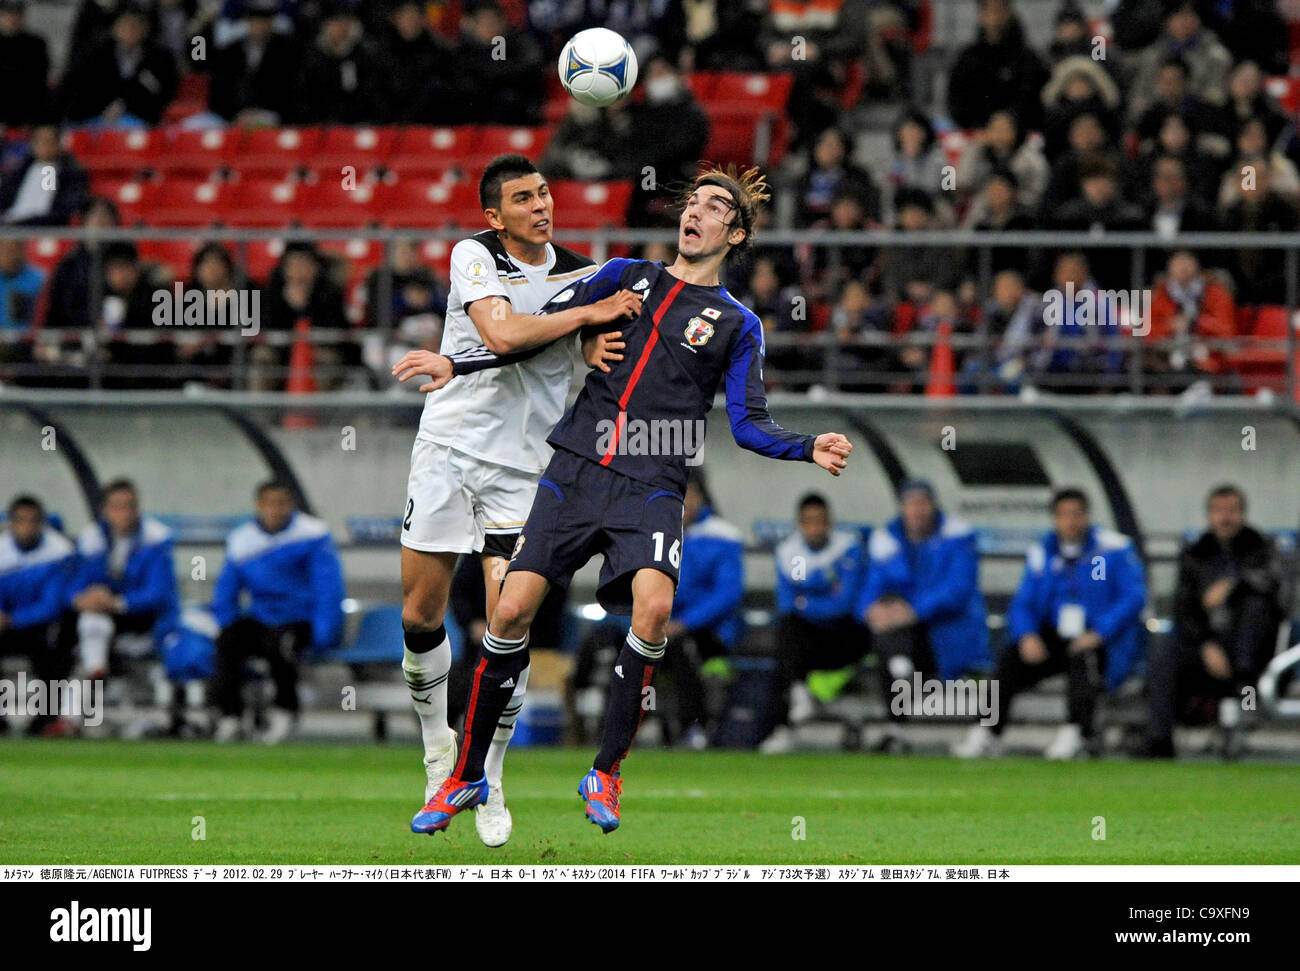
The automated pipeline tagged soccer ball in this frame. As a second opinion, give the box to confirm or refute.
[558,28,638,107]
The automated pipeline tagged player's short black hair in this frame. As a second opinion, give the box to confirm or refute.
[797,492,829,515]
[479,154,541,212]
[255,479,296,501]
[7,494,43,519]
[1050,487,1090,512]
[1207,483,1246,510]
[102,478,137,499]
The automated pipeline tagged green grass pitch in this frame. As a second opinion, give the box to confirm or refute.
[2,739,1297,864]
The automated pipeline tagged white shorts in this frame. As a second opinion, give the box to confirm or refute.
[401,438,540,556]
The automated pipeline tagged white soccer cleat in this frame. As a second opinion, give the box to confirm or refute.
[951,724,1000,759]
[1044,723,1085,760]
[424,730,458,804]
[758,725,797,754]
[214,715,241,743]
[259,708,296,745]
[788,682,815,725]
[475,784,513,847]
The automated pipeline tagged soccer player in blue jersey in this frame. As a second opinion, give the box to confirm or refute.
[411,164,854,836]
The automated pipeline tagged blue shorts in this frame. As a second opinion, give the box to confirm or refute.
[507,447,684,614]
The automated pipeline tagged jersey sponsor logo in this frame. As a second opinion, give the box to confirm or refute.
[701,307,721,319]
[684,316,715,347]
[467,259,489,286]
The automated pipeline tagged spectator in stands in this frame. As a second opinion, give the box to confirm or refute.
[0,495,77,735]
[452,0,543,125]
[732,255,805,380]
[760,493,866,754]
[1142,484,1286,757]
[956,109,1048,211]
[856,480,988,752]
[539,100,629,181]
[1131,57,1223,156]
[809,191,877,298]
[211,480,344,743]
[363,238,444,335]
[0,238,44,332]
[0,1,52,125]
[1219,60,1287,148]
[681,0,766,72]
[294,2,381,123]
[1040,251,1126,387]
[959,267,1046,393]
[1146,249,1236,389]
[1136,113,1220,209]
[62,479,179,683]
[1041,55,1123,161]
[98,241,178,388]
[946,0,1047,131]
[60,3,180,126]
[377,0,454,124]
[1217,118,1300,210]
[174,242,242,384]
[0,124,89,227]
[794,127,878,227]
[661,471,745,749]
[1048,155,1144,288]
[886,108,947,201]
[1144,154,1220,237]
[1040,112,1123,218]
[1127,1,1232,125]
[1047,2,1103,64]
[1198,0,1288,77]
[961,168,1037,276]
[43,196,117,331]
[208,0,299,123]
[1219,159,1300,304]
[624,55,710,226]
[876,187,963,305]
[829,277,892,392]
[955,488,1146,759]
[260,241,351,388]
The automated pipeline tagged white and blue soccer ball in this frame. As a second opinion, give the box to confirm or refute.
[558,27,638,107]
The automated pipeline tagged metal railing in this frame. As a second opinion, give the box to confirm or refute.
[0,227,1296,403]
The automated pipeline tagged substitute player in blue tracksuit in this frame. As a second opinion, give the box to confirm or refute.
[416,164,854,835]
[857,480,989,751]
[210,481,345,743]
[660,470,745,747]
[0,495,77,734]
[955,487,1147,760]
[62,479,179,679]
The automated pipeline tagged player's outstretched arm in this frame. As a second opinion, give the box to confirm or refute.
[471,290,641,355]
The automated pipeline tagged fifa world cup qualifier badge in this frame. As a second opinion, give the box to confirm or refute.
[467,259,489,287]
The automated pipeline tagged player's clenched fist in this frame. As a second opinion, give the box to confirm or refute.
[391,349,455,393]
[812,433,853,476]
[584,289,642,326]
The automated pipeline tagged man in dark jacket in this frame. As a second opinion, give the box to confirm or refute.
[207,0,299,123]
[377,0,456,124]
[0,124,89,227]
[294,2,383,123]
[946,0,1048,130]
[1142,485,1287,757]
[60,3,179,126]
[0,0,52,125]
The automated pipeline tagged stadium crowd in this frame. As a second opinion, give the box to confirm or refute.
[1,0,1298,392]
[1,474,1290,759]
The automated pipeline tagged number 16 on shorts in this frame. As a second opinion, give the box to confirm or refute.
[652,531,680,567]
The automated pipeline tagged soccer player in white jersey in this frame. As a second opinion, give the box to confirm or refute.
[389,154,640,846]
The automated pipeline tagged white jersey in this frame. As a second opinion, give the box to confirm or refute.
[416,230,594,474]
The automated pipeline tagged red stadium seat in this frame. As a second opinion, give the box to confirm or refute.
[311,126,401,176]
[138,239,202,277]
[222,177,299,226]
[318,237,385,277]
[703,72,792,114]
[102,180,148,224]
[1225,305,1298,395]
[140,178,225,227]
[162,73,211,125]
[26,237,75,274]
[548,180,631,228]
[375,178,479,227]
[469,126,552,167]
[701,115,762,167]
[69,128,167,178]
[387,127,481,177]
[229,127,322,178]
[160,127,239,177]
[296,178,381,227]
[1265,76,1300,115]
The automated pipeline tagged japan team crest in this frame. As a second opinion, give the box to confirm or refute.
[684,316,715,347]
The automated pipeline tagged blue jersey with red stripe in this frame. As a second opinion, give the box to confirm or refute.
[541,258,815,493]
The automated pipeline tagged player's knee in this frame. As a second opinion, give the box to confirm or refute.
[401,602,444,632]
[633,595,674,639]
[490,595,534,638]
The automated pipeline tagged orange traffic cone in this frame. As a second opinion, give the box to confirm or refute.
[925,321,956,397]
[283,317,318,428]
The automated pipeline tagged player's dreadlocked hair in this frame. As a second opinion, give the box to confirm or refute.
[676,163,772,262]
